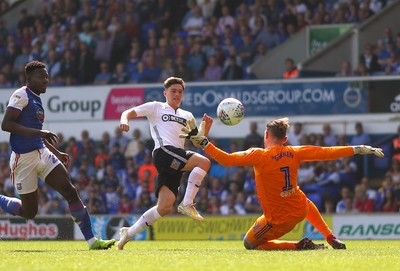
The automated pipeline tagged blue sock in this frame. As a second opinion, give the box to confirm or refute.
[68,200,95,241]
[0,195,22,216]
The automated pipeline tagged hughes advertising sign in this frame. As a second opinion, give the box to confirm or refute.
[0,217,73,240]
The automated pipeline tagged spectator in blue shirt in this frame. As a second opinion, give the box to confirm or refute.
[351,122,371,179]
[94,62,112,85]
[141,55,161,83]
[187,41,206,80]
[350,122,371,146]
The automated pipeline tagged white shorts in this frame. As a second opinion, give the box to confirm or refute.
[10,148,61,194]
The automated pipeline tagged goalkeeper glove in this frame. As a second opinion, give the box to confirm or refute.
[180,120,210,149]
[179,118,198,139]
[353,145,384,158]
[190,135,209,149]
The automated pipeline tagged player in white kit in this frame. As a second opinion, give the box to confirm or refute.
[0,61,115,249]
[118,77,211,250]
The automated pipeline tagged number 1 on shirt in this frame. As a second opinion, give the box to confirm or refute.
[280,166,293,191]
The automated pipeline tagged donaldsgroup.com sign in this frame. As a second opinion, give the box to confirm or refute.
[0,78,371,121]
[180,81,368,117]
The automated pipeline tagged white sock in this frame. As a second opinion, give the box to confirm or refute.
[127,206,162,237]
[87,237,97,246]
[182,167,207,205]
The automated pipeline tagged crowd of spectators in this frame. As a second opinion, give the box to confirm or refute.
[336,26,400,77]
[0,121,399,217]
[0,0,394,88]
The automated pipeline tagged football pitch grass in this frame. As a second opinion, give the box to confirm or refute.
[0,240,399,271]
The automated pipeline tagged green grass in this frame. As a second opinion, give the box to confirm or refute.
[0,240,399,271]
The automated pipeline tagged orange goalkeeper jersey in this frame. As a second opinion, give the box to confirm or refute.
[205,144,354,223]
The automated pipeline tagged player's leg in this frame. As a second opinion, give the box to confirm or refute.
[243,215,326,250]
[42,149,114,250]
[243,216,299,250]
[306,198,346,249]
[0,191,38,219]
[118,172,178,250]
[0,151,39,219]
[179,152,210,220]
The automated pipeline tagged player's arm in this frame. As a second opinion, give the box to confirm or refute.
[120,107,138,132]
[44,140,70,166]
[297,145,384,162]
[182,119,262,166]
[1,107,59,145]
[204,143,262,167]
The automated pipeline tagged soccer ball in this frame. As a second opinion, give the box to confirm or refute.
[216,98,245,126]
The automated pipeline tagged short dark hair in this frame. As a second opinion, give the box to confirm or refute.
[267,118,290,140]
[164,77,185,90]
[25,61,45,77]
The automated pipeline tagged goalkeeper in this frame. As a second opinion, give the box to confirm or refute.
[185,116,384,250]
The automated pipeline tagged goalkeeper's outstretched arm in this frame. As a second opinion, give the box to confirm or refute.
[353,145,384,158]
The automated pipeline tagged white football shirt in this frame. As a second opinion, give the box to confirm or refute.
[133,101,195,150]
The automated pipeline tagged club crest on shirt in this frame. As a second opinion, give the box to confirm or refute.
[37,108,44,123]
[11,94,21,103]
